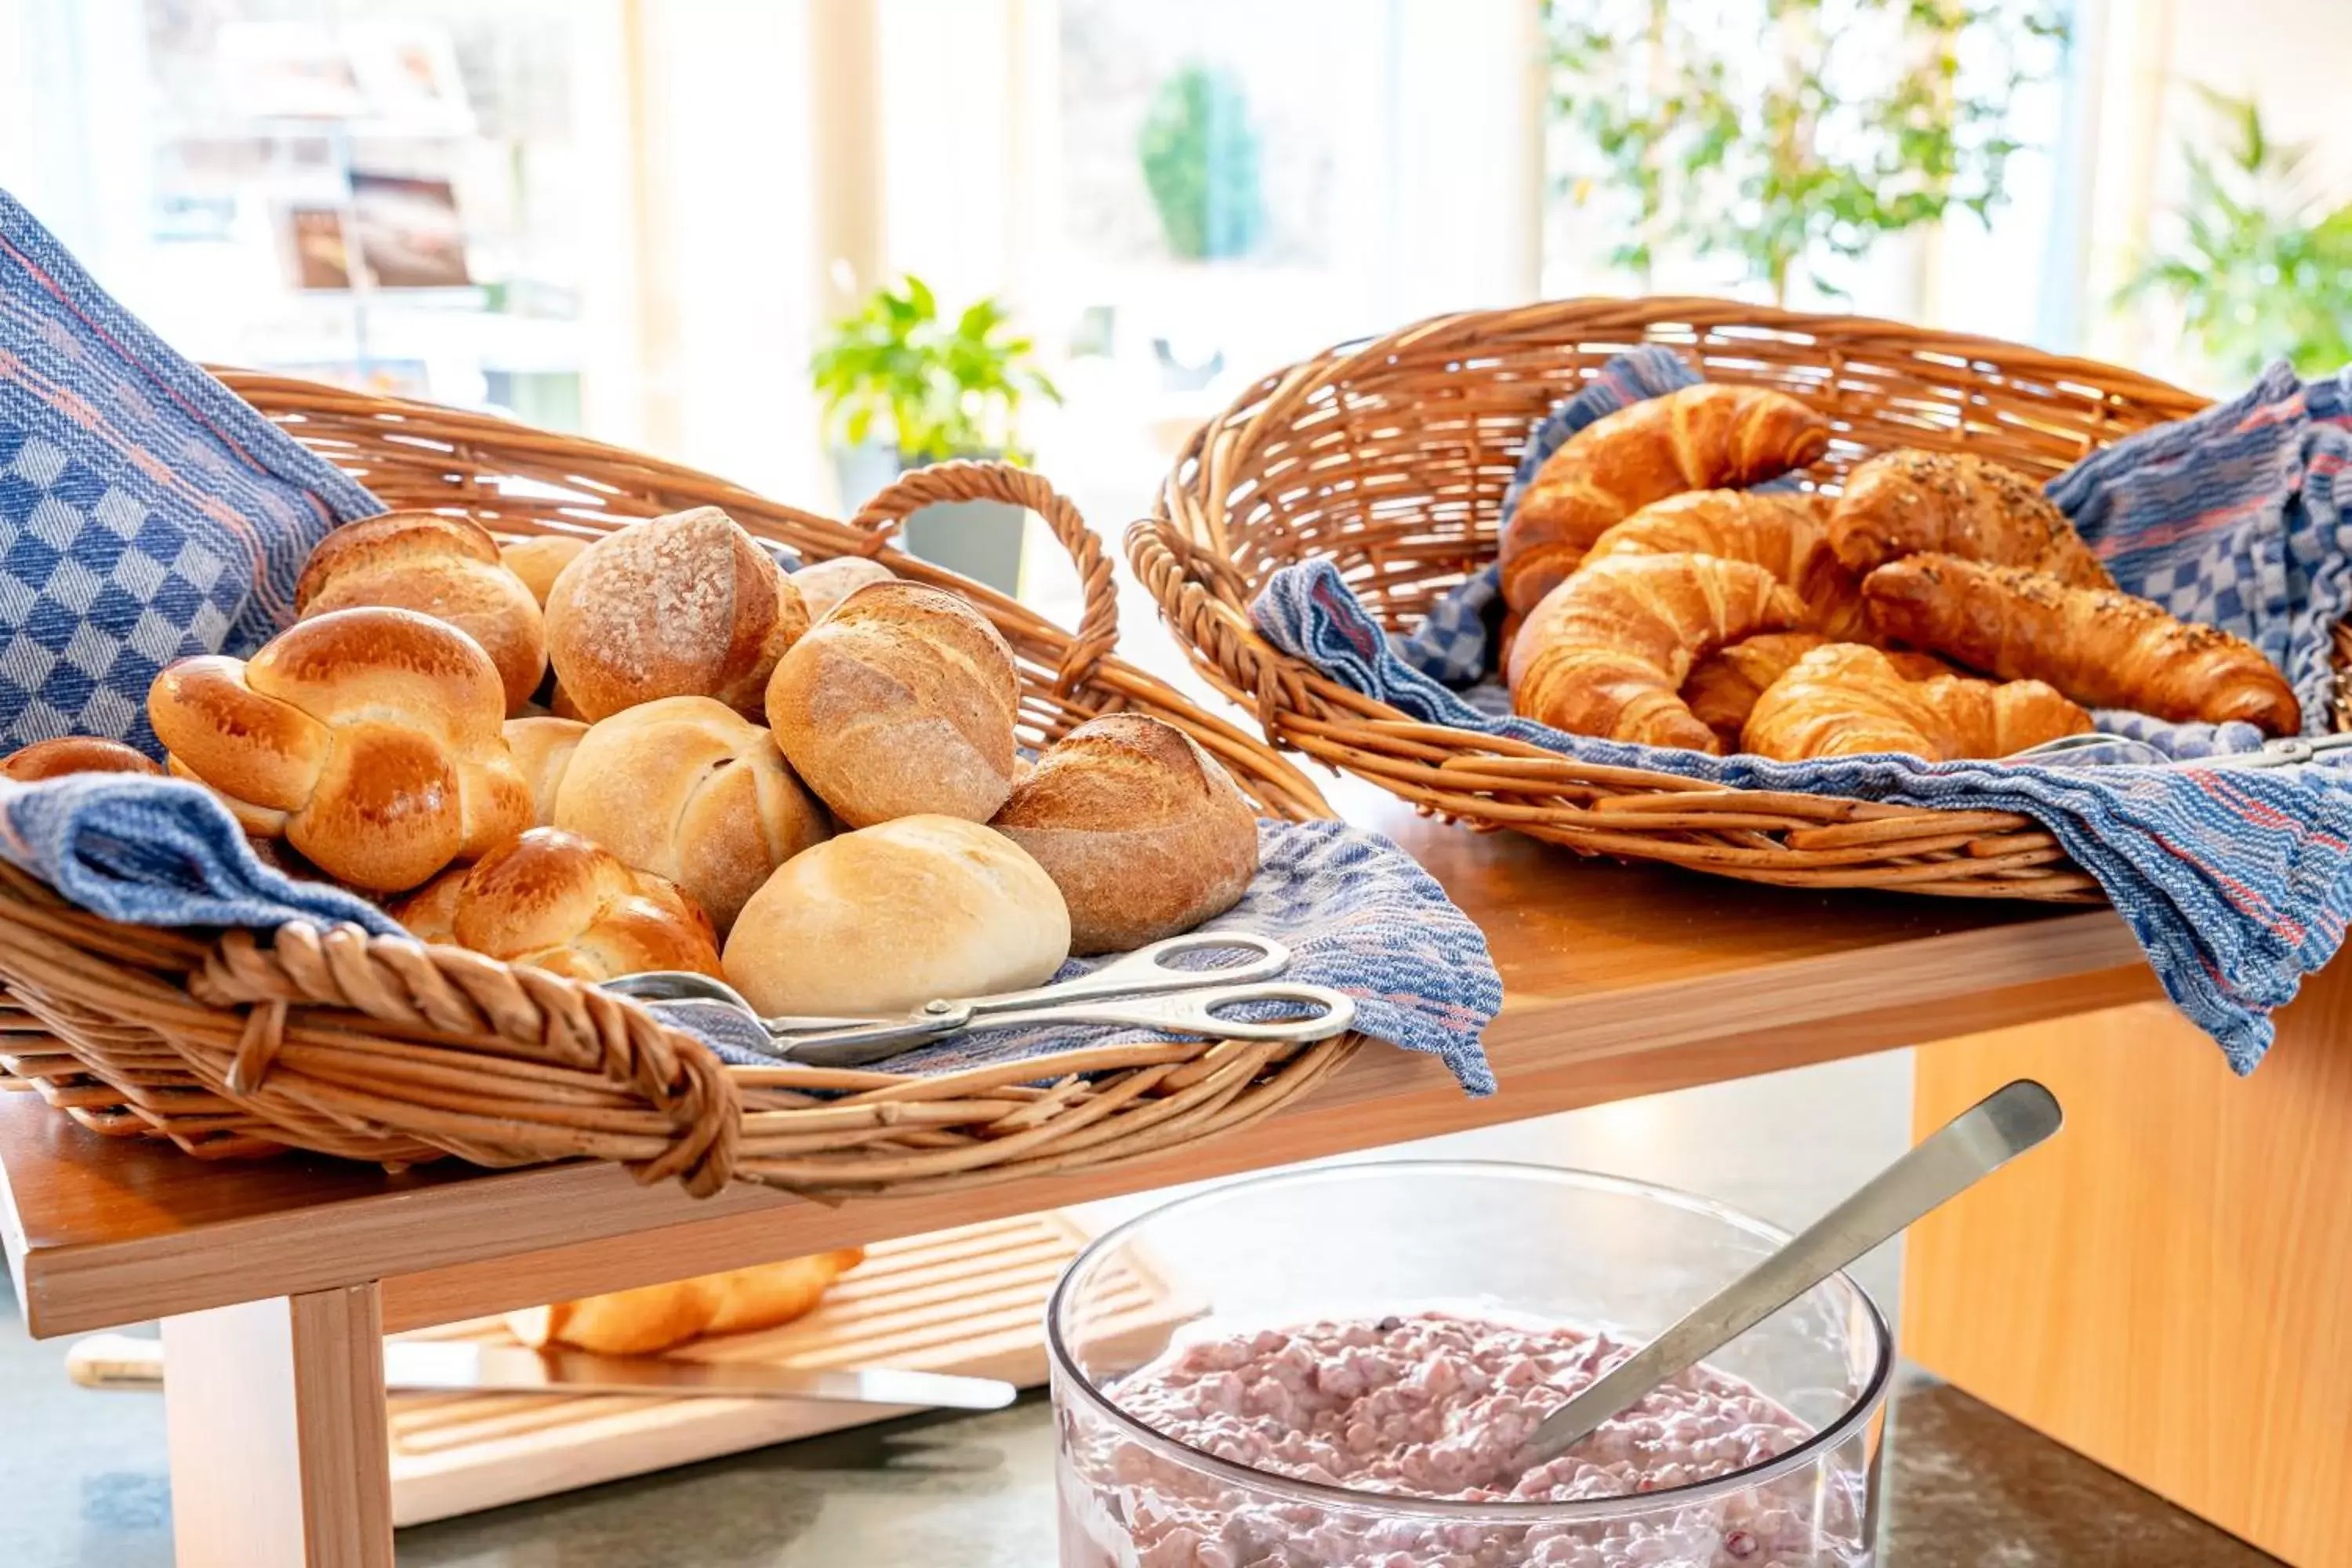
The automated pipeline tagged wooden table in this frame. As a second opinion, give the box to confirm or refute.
[0,788,2161,1568]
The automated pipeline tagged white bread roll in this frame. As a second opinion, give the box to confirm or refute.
[553,696,829,931]
[991,715,1260,954]
[503,716,586,826]
[790,555,896,622]
[296,511,547,714]
[722,815,1069,1017]
[499,534,590,607]
[543,507,809,720]
[764,580,1018,827]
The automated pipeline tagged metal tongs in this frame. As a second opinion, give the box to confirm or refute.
[2008,731,2352,771]
[599,931,1357,1069]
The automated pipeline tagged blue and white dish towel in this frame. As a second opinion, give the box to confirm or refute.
[1258,347,2352,1074]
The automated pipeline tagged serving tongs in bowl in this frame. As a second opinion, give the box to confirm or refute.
[601,931,1359,1069]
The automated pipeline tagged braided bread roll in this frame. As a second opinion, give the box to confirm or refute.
[1827,450,2114,589]
[1511,554,1805,753]
[544,507,810,721]
[1743,642,2091,761]
[1582,490,1867,641]
[1862,553,2299,733]
[552,695,828,932]
[297,512,547,713]
[1684,633,1957,750]
[149,608,532,892]
[391,827,722,981]
[1499,384,1831,614]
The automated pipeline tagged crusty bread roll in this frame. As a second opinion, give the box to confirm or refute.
[553,696,828,931]
[499,534,590,607]
[296,511,547,714]
[790,555,896,622]
[992,716,1258,954]
[390,827,722,981]
[1,737,161,782]
[543,507,809,720]
[722,815,1069,1017]
[764,581,1018,827]
[149,608,532,892]
[503,716,586,826]
[505,1247,864,1356]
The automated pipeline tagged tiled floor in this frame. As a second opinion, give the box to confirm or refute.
[0,1052,2281,1566]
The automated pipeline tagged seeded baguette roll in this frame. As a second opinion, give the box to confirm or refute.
[764,580,1019,827]
[992,715,1259,954]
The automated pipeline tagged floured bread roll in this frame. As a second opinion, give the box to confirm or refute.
[544,506,810,720]
[296,511,547,713]
[553,695,828,931]
[791,556,896,622]
[765,580,1019,827]
[722,815,1069,1017]
[992,715,1258,954]
[499,534,590,607]
[391,827,722,981]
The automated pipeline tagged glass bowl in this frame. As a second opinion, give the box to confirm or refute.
[1049,1161,1890,1567]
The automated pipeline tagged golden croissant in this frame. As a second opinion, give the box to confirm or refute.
[1861,553,2299,735]
[1512,554,1805,753]
[1826,449,2114,589]
[1583,489,1867,640]
[1498,383,1831,614]
[1683,632,1956,750]
[1743,643,2092,762]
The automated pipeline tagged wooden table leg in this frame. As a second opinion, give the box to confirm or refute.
[1905,979,2352,1567]
[160,1283,393,1568]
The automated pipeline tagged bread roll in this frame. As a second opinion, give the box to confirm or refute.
[722,815,1069,1017]
[503,716,586,826]
[390,827,722,981]
[791,556,896,622]
[499,534,590,606]
[505,1247,864,1356]
[149,608,532,892]
[543,507,809,720]
[992,716,1258,954]
[296,511,547,713]
[764,581,1018,827]
[1,737,161,782]
[553,696,828,931]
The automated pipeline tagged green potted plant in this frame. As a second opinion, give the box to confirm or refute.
[2120,86,2352,385]
[811,274,1061,593]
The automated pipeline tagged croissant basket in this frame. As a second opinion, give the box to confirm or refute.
[0,374,1352,1195]
[1128,296,2301,903]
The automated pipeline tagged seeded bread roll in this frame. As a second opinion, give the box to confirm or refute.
[991,715,1259,954]
[791,556,896,622]
[1,737,161,781]
[499,534,590,607]
[296,511,548,713]
[764,580,1019,827]
[391,827,722,981]
[544,507,810,721]
[721,815,1069,1018]
[551,695,828,931]
[502,716,587,826]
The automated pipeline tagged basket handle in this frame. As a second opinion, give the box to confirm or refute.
[1125,513,1327,734]
[848,460,1116,695]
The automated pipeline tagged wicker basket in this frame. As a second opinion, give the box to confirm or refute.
[0,375,1352,1198]
[1131,296,2274,903]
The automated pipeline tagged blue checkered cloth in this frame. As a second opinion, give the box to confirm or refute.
[0,778,1501,1093]
[1259,352,2352,1073]
[0,190,379,756]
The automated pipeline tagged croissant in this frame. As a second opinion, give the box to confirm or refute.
[1583,489,1867,639]
[1499,384,1831,613]
[1512,554,1805,753]
[1861,553,2300,734]
[1743,643,2092,761]
[1685,633,1959,749]
[1827,450,2114,589]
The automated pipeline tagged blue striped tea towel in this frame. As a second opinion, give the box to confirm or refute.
[0,777,1501,1094]
[1259,352,2352,1073]
[0,189,379,757]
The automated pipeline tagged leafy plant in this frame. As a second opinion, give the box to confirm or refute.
[1548,0,2067,303]
[2120,86,2352,382]
[810,276,1061,465]
[1138,64,1265,261]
